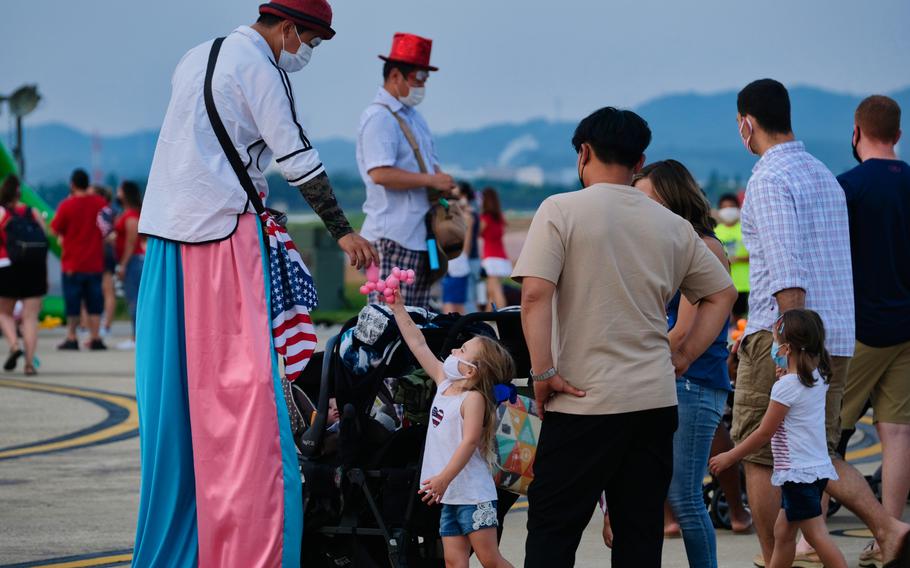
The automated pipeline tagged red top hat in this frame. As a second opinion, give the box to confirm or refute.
[259,0,336,39]
[379,33,438,71]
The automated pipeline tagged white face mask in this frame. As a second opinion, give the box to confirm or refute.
[718,207,740,225]
[443,354,475,381]
[278,27,313,73]
[398,86,425,107]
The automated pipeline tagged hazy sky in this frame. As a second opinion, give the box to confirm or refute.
[1,0,908,139]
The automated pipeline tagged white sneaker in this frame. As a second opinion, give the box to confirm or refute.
[116,340,136,351]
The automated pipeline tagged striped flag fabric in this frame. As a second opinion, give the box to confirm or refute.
[263,212,318,380]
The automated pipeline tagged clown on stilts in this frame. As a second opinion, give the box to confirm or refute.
[132,1,377,566]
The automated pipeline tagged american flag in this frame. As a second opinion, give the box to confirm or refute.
[263,212,318,380]
[96,206,114,237]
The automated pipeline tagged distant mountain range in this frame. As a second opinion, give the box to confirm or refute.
[6,85,908,188]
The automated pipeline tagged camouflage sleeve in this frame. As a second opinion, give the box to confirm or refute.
[296,172,353,241]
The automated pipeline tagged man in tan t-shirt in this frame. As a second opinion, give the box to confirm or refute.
[514,107,736,568]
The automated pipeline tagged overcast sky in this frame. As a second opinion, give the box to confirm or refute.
[1,0,908,139]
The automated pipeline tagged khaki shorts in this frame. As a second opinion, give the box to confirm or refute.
[841,339,910,428]
[731,330,847,466]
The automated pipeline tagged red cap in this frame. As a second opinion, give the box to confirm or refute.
[259,0,335,39]
[379,33,438,71]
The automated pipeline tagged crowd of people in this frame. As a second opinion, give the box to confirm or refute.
[372,80,908,567]
[508,83,909,568]
[0,168,145,375]
[7,0,903,566]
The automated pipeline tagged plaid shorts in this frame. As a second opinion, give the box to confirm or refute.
[369,239,433,309]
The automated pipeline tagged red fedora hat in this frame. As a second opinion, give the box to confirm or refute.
[259,0,336,39]
[379,33,438,71]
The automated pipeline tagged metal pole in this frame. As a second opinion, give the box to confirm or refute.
[14,115,24,178]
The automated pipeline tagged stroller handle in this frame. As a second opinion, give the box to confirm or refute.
[299,333,338,458]
[438,310,522,354]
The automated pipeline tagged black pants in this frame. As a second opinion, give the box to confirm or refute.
[525,406,677,568]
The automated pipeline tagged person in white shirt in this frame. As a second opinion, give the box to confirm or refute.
[357,33,457,308]
[712,310,846,568]
[132,2,376,567]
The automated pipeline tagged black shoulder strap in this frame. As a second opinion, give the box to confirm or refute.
[203,37,265,215]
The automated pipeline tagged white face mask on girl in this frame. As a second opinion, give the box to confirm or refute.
[443,354,476,381]
[278,27,315,73]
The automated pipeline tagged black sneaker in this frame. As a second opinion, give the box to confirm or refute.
[58,339,80,351]
[3,349,23,371]
[89,339,108,351]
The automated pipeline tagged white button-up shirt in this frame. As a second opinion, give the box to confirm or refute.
[357,87,439,251]
[140,26,325,243]
[741,141,855,356]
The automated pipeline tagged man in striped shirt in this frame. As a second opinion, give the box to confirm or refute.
[732,79,910,567]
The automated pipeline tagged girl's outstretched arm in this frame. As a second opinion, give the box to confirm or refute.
[389,290,445,383]
[710,400,788,475]
[419,391,485,504]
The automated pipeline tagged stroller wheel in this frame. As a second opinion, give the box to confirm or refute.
[709,484,733,530]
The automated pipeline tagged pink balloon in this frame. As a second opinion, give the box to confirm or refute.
[366,264,380,283]
[406,275,415,285]
[366,282,377,292]
[376,280,387,292]
[386,276,400,289]
[359,285,370,295]
[392,267,402,278]
[407,269,416,279]
[384,288,395,298]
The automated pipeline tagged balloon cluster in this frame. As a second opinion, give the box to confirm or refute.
[359,264,416,303]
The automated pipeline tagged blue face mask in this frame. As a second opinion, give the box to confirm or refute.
[770,340,788,370]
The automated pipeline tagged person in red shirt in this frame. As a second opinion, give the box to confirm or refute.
[480,187,512,310]
[50,169,108,350]
[113,181,144,349]
[0,174,49,375]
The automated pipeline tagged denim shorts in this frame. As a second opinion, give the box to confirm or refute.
[781,479,828,521]
[63,272,104,316]
[442,274,469,304]
[439,501,498,537]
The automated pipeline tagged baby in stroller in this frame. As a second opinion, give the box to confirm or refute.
[389,290,516,568]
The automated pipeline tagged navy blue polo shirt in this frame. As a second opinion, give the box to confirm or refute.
[837,159,910,347]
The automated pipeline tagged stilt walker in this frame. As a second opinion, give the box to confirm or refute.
[132,2,377,566]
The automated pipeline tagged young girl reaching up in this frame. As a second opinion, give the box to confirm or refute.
[710,309,846,568]
[389,290,515,568]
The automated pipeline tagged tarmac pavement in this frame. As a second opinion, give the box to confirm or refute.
[0,325,901,567]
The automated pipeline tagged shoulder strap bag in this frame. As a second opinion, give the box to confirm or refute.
[376,104,466,282]
[203,36,318,380]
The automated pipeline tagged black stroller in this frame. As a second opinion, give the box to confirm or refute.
[288,307,531,568]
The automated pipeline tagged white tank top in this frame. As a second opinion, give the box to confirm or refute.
[420,380,498,505]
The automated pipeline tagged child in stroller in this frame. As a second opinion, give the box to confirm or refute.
[290,303,530,568]
[389,290,516,568]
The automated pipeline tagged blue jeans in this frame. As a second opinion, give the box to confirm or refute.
[667,379,726,568]
[465,258,482,310]
[123,255,144,334]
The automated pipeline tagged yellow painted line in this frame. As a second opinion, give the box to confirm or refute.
[0,379,138,460]
[511,500,528,511]
[845,415,881,461]
[838,528,874,539]
[29,553,133,568]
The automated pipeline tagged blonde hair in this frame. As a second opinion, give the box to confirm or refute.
[464,336,515,460]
